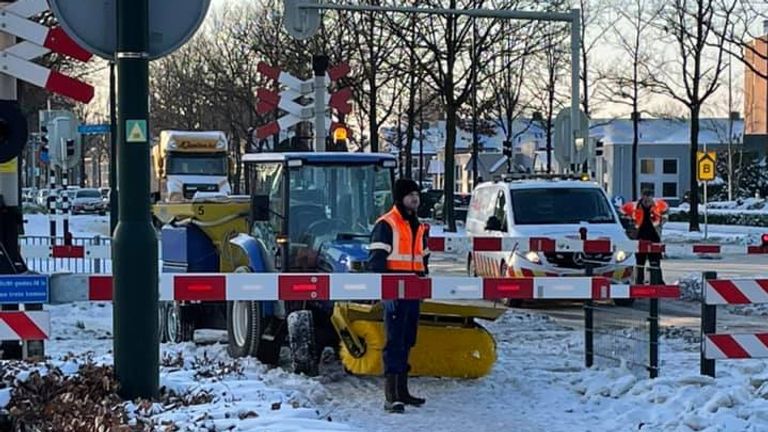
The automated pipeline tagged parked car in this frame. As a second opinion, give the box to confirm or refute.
[433,192,471,223]
[418,188,443,218]
[71,188,108,215]
[36,189,51,207]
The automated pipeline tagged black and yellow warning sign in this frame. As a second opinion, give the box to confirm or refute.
[697,151,716,182]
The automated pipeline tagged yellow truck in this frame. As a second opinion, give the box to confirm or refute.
[151,130,231,202]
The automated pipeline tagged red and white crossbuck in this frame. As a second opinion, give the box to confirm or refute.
[0,0,94,103]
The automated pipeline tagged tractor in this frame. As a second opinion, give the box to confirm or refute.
[154,152,502,377]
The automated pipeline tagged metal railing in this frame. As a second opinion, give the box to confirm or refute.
[20,235,111,274]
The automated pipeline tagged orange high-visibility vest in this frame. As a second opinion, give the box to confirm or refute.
[621,200,669,228]
[376,206,427,272]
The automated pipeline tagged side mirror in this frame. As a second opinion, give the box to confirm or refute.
[485,216,502,231]
[251,194,270,222]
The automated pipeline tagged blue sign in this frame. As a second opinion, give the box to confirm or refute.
[78,124,111,135]
[0,275,49,304]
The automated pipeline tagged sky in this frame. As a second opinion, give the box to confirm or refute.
[79,0,750,123]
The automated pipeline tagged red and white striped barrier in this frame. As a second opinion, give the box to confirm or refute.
[427,236,768,256]
[0,311,49,341]
[21,243,111,260]
[704,333,768,359]
[702,278,768,362]
[49,273,680,303]
[705,279,768,305]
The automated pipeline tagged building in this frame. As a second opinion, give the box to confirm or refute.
[591,117,749,205]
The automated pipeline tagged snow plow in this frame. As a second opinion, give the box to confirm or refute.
[153,152,502,378]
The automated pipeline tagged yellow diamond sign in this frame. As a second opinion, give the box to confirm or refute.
[697,151,716,182]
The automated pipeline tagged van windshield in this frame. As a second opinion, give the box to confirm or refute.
[510,187,616,225]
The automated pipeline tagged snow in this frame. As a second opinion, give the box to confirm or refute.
[23,214,111,238]
[3,300,764,431]
[10,215,768,430]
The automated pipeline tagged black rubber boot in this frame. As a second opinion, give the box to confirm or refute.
[397,373,425,406]
[384,374,405,413]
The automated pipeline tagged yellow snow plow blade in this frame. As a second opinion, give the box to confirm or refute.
[333,301,504,378]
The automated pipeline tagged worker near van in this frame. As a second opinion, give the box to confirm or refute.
[367,178,429,414]
[621,190,669,285]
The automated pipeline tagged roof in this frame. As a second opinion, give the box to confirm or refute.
[477,179,601,191]
[590,118,744,146]
[242,152,397,164]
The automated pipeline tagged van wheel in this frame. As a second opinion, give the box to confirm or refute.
[467,255,477,277]
[500,262,523,307]
[614,299,636,307]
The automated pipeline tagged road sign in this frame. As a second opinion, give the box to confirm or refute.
[49,0,210,60]
[0,275,49,304]
[0,1,94,103]
[78,124,110,135]
[126,120,148,143]
[697,151,716,182]
[283,0,321,40]
[553,108,589,169]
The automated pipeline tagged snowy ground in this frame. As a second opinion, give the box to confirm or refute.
[9,216,768,430]
[2,301,763,431]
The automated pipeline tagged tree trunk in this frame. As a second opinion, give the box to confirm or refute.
[689,105,701,232]
[445,101,457,232]
[368,12,379,153]
[632,110,639,201]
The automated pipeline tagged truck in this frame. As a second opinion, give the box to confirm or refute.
[151,130,232,202]
[153,152,503,378]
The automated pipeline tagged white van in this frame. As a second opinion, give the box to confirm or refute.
[466,179,635,286]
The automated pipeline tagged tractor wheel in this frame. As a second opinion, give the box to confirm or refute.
[158,302,168,343]
[287,310,319,377]
[165,301,194,343]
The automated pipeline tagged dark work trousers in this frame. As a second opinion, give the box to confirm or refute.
[636,253,663,285]
[383,299,420,374]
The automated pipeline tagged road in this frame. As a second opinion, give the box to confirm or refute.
[430,253,768,332]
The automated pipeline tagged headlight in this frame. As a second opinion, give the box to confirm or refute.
[614,250,629,263]
[523,251,541,264]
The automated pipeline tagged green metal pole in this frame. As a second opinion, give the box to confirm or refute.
[109,61,118,235]
[113,0,158,399]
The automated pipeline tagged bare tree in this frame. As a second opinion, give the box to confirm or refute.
[648,0,737,231]
[602,0,662,201]
[578,0,616,118]
[529,23,569,174]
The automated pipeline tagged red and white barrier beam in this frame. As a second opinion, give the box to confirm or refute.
[427,235,768,256]
[48,274,680,303]
[705,279,768,305]
[21,243,110,259]
[0,311,49,341]
[704,333,768,359]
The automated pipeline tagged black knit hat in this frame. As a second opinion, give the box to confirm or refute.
[394,178,420,203]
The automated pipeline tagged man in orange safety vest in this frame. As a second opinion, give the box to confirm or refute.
[621,190,669,285]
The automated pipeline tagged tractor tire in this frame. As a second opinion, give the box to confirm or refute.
[165,302,194,343]
[287,310,319,377]
[226,300,284,365]
[158,302,168,343]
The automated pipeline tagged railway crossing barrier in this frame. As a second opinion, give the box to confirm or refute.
[701,271,768,377]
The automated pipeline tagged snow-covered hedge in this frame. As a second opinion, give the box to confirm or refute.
[669,211,768,227]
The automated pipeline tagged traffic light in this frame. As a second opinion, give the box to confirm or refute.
[65,139,75,157]
[40,126,50,164]
[762,233,768,249]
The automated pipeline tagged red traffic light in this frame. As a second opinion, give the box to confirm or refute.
[762,234,768,247]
